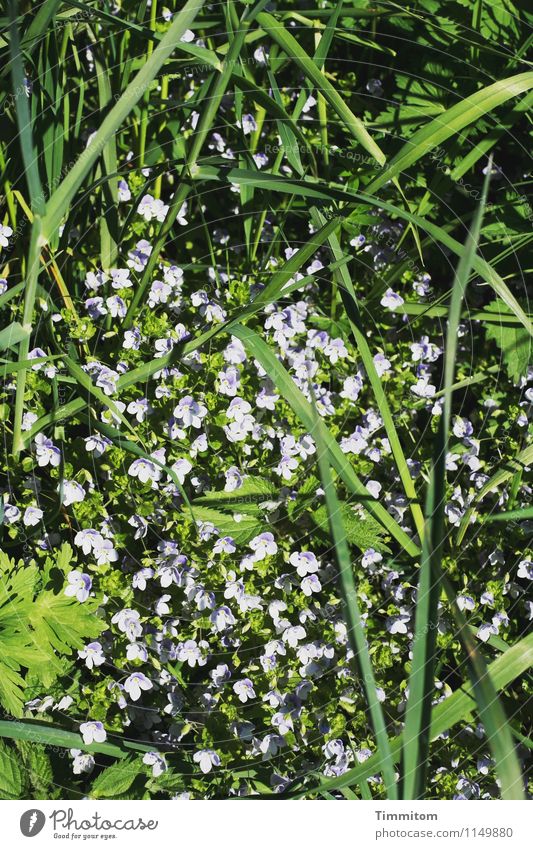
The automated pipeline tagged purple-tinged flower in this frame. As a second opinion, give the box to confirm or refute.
[124,672,152,701]
[380,288,404,310]
[23,505,43,527]
[34,433,61,467]
[143,752,167,777]
[79,721,106,745]
[233,678,256,703]
[65,571,92,602]
[78,641,105,669]
[249,532,278,561]
[290,551,319,577]
[193,749,220,774]
[62,480,86,506]
[173,395,207,429]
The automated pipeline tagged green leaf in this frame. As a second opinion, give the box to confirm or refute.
[90,758,144,798]
[366,72,533,193]
[484,299,531,382]
[0,322,31,351]
[255,11,385,166]
[0,740,24,799]
[311,503,390,553]
[189,505,264,545]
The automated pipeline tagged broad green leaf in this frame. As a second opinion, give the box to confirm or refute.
[484,299,531,382]
[366,72,533,193]
[91,758,144,798]
[311,503,390,553]
[0,740,24,799]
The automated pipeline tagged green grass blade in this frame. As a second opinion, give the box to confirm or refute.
[231,323,420,556]
[401,167,490,800]
[42,0,206,242]
[311,206,425,540]
[366,72,533,193]
[296,632,533,797]
[310,385,398,799]
[255,11,386,166]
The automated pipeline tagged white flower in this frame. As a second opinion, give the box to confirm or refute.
[249,532,278,561]
[62,480,86,506]
[79,721,106,745]
[173,395,207,428]
[23,505,43,527]
[233,678,256,703]
[78,641,105,669]
[124,672,152,701]
[282,625,306,648]
[380,288,404,310]
[301,574,321,596]
[64,571,92,603]
[193,749,220,774]
[289,551,319,577]
[143,752,167,777]
[386,613,410,635]
[477,622,498,642]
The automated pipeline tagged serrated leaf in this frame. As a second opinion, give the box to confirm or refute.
[484,299,530,382]
[0,740,24,799]
[194,476,278,507]
[311,503,391,553]
[190,506,264,545]
[90,757,143,798]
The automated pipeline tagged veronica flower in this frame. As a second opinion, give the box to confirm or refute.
[71,750,95,775]
[128,457,162,486]
[143,752,167,777]
[193,749,220,774]
[0,223,13,247]
[177,639,206,667]
[173,395,207,428]
[517,559,533,580]
[132,566,153,590]
[111,608,142,640]
[233,678,256,703]
[250,532,278,561]
[129,516,148,541]
[23,505,43,527]
[127,239,152,271]
[301,574,321,596]
[282,624,306,648]
[65,571,92,602]
[34,433,61,467]
[411,376,436,398]
[93,537,119,565]
[210,606,236,632]
[217,366,240,397]
[84,434,111,457]
[456,595,475,612]
[380,288,404,310]
[224,467,243,491]
[240,113,257,135]
[78,641,105,669]
[213,536,236,555]
[211,664,231,686]
[386,612,411,635]
[79,721,106,745]
[362,548,383,569]
[290,551,319,576]
[117,179,131,201]
[95,367,119,396]
[271,712,294,735]
[62,480,86,506]
[124,672,152,701]
[410,336,442,363]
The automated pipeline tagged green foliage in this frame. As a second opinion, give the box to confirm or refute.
[0,545,104,716]
[484,299,531,382]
